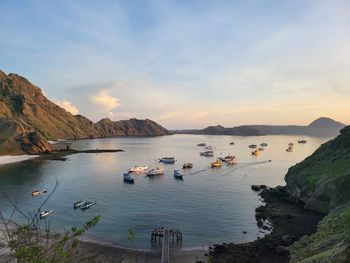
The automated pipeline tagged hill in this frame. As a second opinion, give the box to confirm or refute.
[0,70,170,155]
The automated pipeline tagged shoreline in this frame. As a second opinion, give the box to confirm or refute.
[0,155,39,166]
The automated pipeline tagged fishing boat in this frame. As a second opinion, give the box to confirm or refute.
[210,159,223,167]
[123,173,135,184]
[286,146,293,152]
[129,165,148,173]
[260,142,268,147]
[230,142,234,145]
[259,147,265,151]
[249,144,257,149]
[298,138,307,144]
[288,143,294,146]
[32,190,47,197]
[81,201,96,210]
[73,200,87,209]
[252,150,261,156]
[174,169,183,179]
[197,143,206,146]
[227,159,237,165]
[224,155,236,162]
[39,210,53,219]
[205,145,214,150]
[200,150,214,157]
[147,167,164,176]
[159,157,176,164]
[182,163,193,169]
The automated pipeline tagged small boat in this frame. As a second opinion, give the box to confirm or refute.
[32,190,47,197]
[298,138,307,144]
[260,143,268,147]
[39,210,53,219]
[227,159,237,165]
[218,157,226,162]
[197,143,206,146]
[286,146,293,152]
[259,147,265,151]
[205,146,214,150]
[230,142,234,145]
[81,201,96,210]
[224,155,236,162]
[159,157,176,164]
[174,169,183,179]
[182,163,193,169]
[252,150,261,156]
[147,167,164,176]
[200,151,214,157]
[249,144,257,149]
[210,159,223,167]
[74,200,87,209]
[129,165,148,173]
[288,143,294,146]
[123,173,135,184]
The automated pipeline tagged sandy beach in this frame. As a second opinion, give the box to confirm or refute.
[0,155,38,166]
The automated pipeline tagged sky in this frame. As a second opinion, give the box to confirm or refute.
[0,0,349,129]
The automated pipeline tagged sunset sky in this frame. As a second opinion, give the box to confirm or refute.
[0,0,349,129]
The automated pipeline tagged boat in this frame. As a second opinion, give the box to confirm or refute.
[81,201,96,210]
[249,144,257,149]
[147,167,164,176]
[182,163,193,169]
[210,159,223,167]
[197,143,206,146]
[286,146,293,152]
[259,147,265,151]
[218,157,226,162]
[298,139,307,144]
[260,143,268,147]
[200,150,214,157]
[123,173,135,184]
[129,165,148,173]
[205,146,214,150]
[174,169,183,179]
[288,143,294,146]
[39,210,53,219]
[224,155,236,162]
[159,157,176,164]
[230,142,234,145]
[73,200,87,209]
[252,150,261,156]
[32,190,47,197]
[227,159,237,165]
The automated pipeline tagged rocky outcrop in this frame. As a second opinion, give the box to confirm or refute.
[0,70,171,155]
[284,125,350,214]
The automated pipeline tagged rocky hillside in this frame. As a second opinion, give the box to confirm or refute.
[285,125,350,214]
[0,70,170,154]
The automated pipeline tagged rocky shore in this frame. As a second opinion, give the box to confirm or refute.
[207,187,324,263]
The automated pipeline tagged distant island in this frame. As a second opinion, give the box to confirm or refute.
[0,70,171,155]
[173,117,346,137]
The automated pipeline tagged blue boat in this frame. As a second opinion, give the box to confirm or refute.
[81,201,96,210]
[123,173,135,184]
[174,169,183,179]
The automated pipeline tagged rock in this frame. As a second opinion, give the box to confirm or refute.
[275,245,289,255]
[251,185,267,191]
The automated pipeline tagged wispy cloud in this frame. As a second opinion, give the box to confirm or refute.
[90,90,121,112]
[54,100,79,115]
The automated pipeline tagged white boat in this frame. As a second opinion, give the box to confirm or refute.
[200,150,214,157]
[159,157,176,164]
[32,190,47,197]
[129,165,148,173]
[298,139,307,144]
[260,142,268,147]
[81,201,96,210]
[74,200,87,209]
[227,159,237,165]
[197,143,206,146]
[174,169,183,179]
[123,173,135,183]
[147,167,164,176]
[40,210,53,219]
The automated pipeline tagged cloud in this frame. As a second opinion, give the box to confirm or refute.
[55,100,79,115]
[90,90,121,112]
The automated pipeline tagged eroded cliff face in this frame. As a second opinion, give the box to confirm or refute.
[285,126,350,214]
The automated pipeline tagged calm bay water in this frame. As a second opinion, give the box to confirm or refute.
[0,134,330,248]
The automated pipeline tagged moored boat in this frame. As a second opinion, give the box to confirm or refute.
[210,159,223,167]
[224,155,236,162]
[182,163,193,169]
[174,169,183,179]
[205,145,214,150]
[200,150,214,157]
[32,190,47,197]
[123,173,135,184]
[40,210,53,219]
[227,159,237,165]
[230,142,234,145]
[286,146,293,152]
[298,138,307,144]
[81,201,96,210]
[260,142,268,147]
[288,143,294,146]
[197,143,206,146]
[259,147,265,151]
[249,144,257,149]
[252,150,261,156]
[159,157,176,164]
[129,165,148,173]
[147,167,164,176]
[74,200,87,209]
